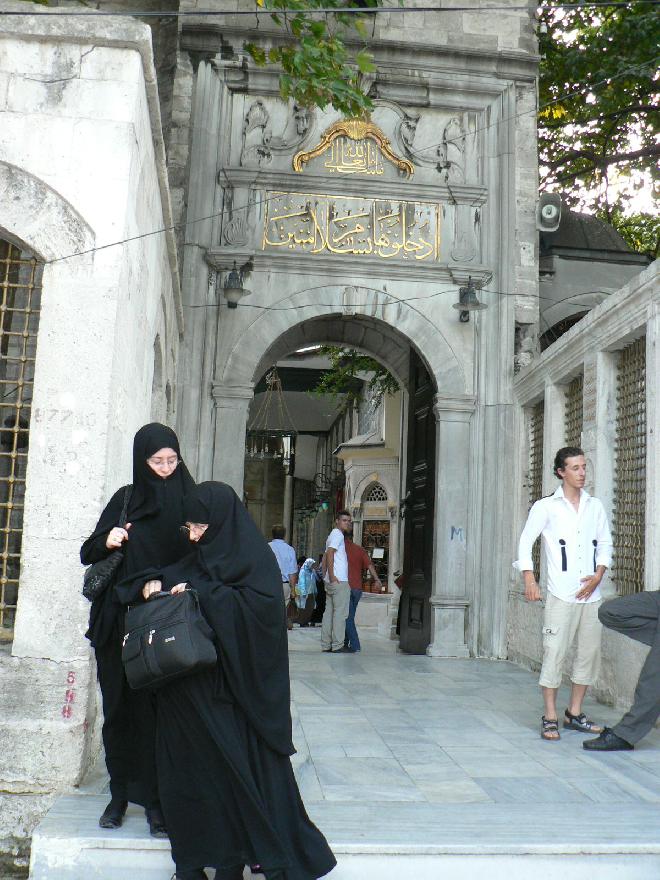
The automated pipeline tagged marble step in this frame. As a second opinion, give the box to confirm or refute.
[29,794,660,879]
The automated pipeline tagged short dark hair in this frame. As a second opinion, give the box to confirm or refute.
[553,446,584,479]
[271,524,286,539]
[335,509,351,520]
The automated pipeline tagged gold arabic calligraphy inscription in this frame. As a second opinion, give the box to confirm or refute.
[262,191,439,261]
[293,118,414,178]
[324,137,384,175]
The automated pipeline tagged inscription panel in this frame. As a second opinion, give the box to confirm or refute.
[262,191,440,261]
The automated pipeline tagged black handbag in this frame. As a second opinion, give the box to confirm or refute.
[121,589,217,690]
[82,486,132,602]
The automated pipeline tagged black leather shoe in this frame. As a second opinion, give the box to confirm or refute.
[99,797,128,829]
[172,869,206,880]
[583,727,633,751]
[146,805,169,838]
[332,646,356,653]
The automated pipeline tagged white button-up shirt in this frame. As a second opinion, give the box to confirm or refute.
[514,486,613,603]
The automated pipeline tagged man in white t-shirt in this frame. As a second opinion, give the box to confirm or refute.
[515,446,612,741]
[321,510,352,653]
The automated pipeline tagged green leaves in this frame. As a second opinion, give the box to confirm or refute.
[312,347,399,413]
[538,2,659,246]
[244,0,377,118]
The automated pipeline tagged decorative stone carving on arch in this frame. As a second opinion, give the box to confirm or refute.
[0,161,94,262]
[217,284,466,395]
[354,470,398,511]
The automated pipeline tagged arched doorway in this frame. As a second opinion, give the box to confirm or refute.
[207,293,473,656]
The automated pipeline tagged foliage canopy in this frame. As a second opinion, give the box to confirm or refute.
[538,1,659,256]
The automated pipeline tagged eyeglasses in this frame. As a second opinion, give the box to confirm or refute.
[147,456,179,468]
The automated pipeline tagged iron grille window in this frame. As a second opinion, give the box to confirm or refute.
[529,400,544,580]
[365,483,387,502]
[0,238,42,640]
[564,373,584,448]
[612,336,646,596]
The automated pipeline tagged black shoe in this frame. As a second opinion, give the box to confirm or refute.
[172,870,207,880]
[146,805,169,838]
[99,797,128,829]
[583,727,633,751]
[332,646,356,653]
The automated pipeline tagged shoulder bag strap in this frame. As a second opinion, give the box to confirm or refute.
[118,485,132,528]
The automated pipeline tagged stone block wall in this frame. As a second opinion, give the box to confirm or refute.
[510,261,660,711]
[0,4,181,868]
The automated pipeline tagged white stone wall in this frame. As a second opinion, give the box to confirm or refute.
[0,4,180,864]
[510,261,660,711]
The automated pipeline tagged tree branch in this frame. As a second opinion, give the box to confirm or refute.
[545,144,660,172]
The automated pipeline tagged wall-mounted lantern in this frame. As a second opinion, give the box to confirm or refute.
[452,276,488,323]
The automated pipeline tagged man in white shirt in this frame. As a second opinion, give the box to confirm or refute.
[321,510,352,653]
[515,447,613,741]
[268,524,298,630]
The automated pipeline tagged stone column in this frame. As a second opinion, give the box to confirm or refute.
[542,382,566,495]
[210,382,253,494]
[426,394,475,658]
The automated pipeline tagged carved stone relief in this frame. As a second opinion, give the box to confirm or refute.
[239,99,312,168]
[514,323,538,373]
[222,184,255,247]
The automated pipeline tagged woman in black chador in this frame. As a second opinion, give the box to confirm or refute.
[116,481,336,880]
[81,423,195,833]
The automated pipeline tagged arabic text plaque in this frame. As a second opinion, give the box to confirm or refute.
[262,191,440,262]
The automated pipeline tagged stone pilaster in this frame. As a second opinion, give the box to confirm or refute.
[210,382,253,494]
[645,305,660,591]
[426,394,475,658]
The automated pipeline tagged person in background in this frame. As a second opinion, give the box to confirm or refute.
[343,532,382,652]
[268,524,298,631]
[322,510,352,653]
[309,555,326,627]
[296,557,318,628]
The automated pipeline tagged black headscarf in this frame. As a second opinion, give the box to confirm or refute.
[81,423,196,646]
[118,481,294,756]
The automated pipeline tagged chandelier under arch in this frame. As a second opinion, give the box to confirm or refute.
[245,367,297,474]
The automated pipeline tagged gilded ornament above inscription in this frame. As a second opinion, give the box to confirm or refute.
[293,118,414,177]
[262,191,439,261]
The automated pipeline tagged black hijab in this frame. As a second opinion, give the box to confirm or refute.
[121,482,294,756]
[82,423,196,646]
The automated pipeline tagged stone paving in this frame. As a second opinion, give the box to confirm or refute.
[30,626,660,878]
[288,626,660,809]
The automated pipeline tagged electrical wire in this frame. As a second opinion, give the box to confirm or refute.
[3,1,659,16]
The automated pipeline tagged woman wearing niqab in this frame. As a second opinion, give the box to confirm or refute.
[116,482,336,880]
[81,423,195,833]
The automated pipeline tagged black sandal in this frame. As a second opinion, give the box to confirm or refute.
[541,716,560,740]
[564,709,603,733]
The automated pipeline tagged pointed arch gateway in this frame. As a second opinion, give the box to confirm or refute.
[211,283,471,655]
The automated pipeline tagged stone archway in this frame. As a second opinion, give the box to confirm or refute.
[210,287,474,657]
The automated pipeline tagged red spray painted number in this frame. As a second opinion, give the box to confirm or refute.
[62,671,77,720]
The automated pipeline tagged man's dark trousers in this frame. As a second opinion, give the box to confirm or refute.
[599,591,660,744]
